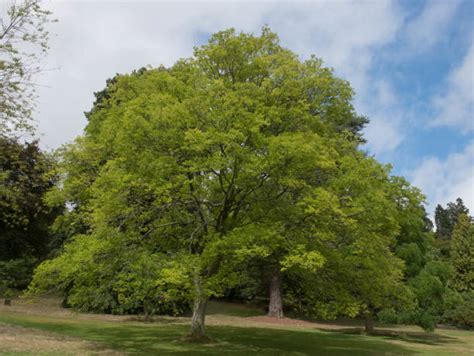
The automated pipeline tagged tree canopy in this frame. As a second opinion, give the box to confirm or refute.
[29,27,450,338]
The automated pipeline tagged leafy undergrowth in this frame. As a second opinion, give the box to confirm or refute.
[0,300,473,355]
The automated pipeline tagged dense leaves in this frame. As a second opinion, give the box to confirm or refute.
[0,137,59,290]
[450,214,474,293]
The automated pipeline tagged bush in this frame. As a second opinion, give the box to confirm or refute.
[28,233,192,316]
[444,292,474,329]
[0,257,38,290]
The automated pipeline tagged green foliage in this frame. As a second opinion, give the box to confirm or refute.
[114,251,192,316]
[443,291,474,329]
[0,257,37,290]
[390,177,433,278]
[450,213,474,293]
[281,155,418,321]
[434,198,469,244]
[0,137,60,288]
[406,261,456,331]
[28,232,192,315]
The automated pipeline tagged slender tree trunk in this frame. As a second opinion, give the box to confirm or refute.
[268,266,284,318]
[365,314,374,333]
[189,275,208,339]
[143,300,150,322]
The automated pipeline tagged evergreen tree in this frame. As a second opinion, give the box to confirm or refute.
[450,213,474,293]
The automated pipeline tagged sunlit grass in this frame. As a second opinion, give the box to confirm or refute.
[0,300,472,355]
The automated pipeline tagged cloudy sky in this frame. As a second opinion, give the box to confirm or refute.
[12,0,474,215]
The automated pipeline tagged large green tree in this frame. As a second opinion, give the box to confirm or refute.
[30,28,416,340]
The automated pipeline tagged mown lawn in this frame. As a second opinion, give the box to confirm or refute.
[0,301,473,355]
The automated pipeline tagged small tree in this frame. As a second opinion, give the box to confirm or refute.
[0,0,55,136]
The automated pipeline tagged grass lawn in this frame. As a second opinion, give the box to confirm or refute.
[0,300,473,355]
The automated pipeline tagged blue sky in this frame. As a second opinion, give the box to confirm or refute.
[22,0,474,215]
[369,0,473,164]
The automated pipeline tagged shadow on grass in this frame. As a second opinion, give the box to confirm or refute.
[284,313,463,348]
[307,323,461,347]
[0,313,420,355]
[368,329,459,347]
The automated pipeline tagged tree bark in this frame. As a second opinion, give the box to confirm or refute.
[268,266,284,318]
[188,275,208,339]
[365,314,374,333]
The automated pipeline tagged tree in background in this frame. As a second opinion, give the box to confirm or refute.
[435,198,469,240]
[0,0,56,299]
[443,212,474,329]
[0,0,55,136]
[450,213,474,293]
[0,137,59,292]
[434,198,469,257]
[378,197,473,331]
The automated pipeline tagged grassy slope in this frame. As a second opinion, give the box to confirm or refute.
[0,301,473,355]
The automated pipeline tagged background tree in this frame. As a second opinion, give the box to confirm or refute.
[435,198,469,239]
[442,212,474,329]
[0,136,59,291]
[0,0,55,136]
[450,213,474,293]
[434,198,469,257]
[389,177,435,281]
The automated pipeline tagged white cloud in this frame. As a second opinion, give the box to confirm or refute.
[266,1,402,91]
[431,42,474,132]
[410,141,474,214]
[32,0,403,150]
[404,0,460,51]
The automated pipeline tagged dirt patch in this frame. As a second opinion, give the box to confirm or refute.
[0,322,121,354]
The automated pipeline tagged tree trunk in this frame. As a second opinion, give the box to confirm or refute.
[365,314,374,333]
[143,300,150,322]
[188,276,208,340]
[268,266,283,318]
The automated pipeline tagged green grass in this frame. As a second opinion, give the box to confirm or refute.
[0,301,473,355]
[0,312,409,355]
